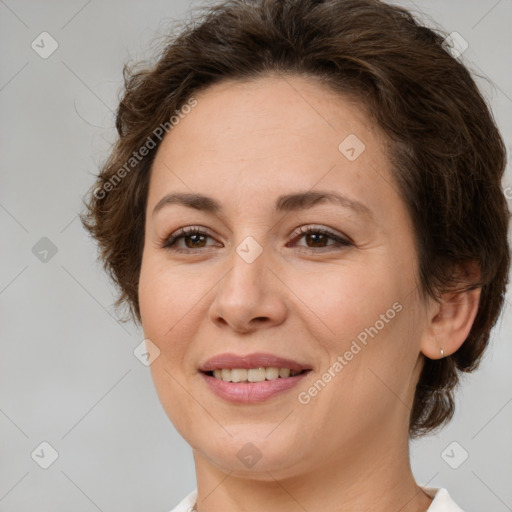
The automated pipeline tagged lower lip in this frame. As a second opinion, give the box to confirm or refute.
[200,371,310,404]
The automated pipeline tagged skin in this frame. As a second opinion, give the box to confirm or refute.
[138,73,481,512]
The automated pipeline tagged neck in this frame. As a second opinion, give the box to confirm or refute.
[192,421,432,512]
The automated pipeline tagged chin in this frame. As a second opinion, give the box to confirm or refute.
[188,424,314,478]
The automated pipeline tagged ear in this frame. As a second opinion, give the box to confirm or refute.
[420,263,482,360]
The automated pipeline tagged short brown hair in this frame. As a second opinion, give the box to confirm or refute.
[80,0,510,437]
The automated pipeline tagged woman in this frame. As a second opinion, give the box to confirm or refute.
[80,0,510,510]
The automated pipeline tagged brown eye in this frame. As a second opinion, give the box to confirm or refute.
[161,225,352,254]
[162,227,221,252]
[290,226,353,251]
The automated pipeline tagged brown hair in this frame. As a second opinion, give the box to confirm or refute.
[80,0,510,437]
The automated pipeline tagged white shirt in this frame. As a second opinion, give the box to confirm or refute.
[168,486,465,512]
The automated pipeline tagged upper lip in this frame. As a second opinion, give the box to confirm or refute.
[199,352,312,372]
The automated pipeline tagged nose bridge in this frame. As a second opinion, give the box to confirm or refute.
[221,235,269,303]
[209,233,287,331]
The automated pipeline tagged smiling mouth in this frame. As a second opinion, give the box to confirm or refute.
[203,367,310,383]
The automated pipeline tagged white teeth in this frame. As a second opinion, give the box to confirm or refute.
[265,367,279,380]
[248,368,266,382]
[279,368,291,378]
[231,369,247,382]
[210,367,303,383]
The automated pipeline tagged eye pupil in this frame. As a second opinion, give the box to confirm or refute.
[164,226,350,253]
[307,233,327,247]
[186,234,206,248]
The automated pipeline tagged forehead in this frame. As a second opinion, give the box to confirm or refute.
[148,74,395,214]
[162,74,379,153]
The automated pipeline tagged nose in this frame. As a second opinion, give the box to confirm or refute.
[208,246,288,334]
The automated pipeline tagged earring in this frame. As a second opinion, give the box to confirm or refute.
[440,348,444,358]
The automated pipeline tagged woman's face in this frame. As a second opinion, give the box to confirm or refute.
[139,74,430,478]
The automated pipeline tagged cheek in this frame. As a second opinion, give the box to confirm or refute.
[292,258,419,398]
[138,255,206,433]
[319,294,424,427]
[288,259,405,347]
[138,253,209,342]
[138,256,201,416]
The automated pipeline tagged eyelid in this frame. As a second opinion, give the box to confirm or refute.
[290,224,354,245]
[161,224,353,253]
[161,225,220,249]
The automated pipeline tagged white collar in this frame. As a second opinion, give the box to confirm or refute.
[169,487,464,512]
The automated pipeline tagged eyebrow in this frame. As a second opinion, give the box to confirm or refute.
[152,190,373,219]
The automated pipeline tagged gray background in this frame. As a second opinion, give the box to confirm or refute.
[1,0,511,510]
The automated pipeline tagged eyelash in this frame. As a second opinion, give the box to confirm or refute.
[161,225,353,254]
